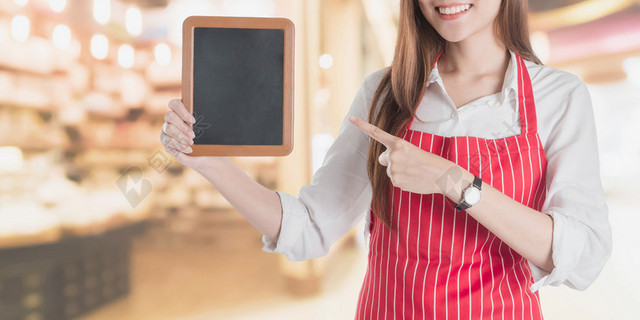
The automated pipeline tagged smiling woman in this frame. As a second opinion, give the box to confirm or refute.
[317,0,607,318]
[348,0,610,318]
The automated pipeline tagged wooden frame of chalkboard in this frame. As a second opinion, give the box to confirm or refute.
[182,16,294,156]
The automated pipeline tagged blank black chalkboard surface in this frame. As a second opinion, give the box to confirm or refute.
[182,16,294,156]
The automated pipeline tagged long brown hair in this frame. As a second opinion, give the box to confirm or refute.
[366,0,542,232]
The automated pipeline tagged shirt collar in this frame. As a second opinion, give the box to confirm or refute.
[427,50,518,105]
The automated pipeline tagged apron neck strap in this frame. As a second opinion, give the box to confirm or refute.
[432,51,443,69]
[516,54,537,134]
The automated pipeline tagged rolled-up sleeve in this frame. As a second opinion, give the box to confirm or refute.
[528,79,612,293]
[260,74,380,261]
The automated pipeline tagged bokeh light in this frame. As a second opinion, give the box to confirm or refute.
[49,0,66,12]
[319,53,333,69]
[52,24,71,50]
[11,15,30,43]
[93,0,111,25]
[90,34,109,60]
[118,44,135,68]
[154,43,171,66]
[125,7,142,36]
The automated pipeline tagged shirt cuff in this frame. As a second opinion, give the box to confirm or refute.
[527,209,576,293]
[260,191,309,259]
[362,209,372,247]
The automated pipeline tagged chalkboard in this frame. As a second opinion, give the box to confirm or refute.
[182,16,294,156]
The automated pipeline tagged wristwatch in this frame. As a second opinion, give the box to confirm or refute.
[454,175,482,212]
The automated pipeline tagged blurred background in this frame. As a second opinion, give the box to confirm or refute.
[0,0,638,319]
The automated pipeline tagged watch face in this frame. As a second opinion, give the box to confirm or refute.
[464,187,481,205]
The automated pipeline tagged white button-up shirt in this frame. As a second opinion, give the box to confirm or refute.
[261,50,612,293]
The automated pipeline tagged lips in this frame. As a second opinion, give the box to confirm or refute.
[434,3,473,20]
[435,3,473,15]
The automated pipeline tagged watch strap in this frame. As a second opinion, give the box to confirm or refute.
[455,175,482,212]
[472,175,482,189]
[454,200,470,212]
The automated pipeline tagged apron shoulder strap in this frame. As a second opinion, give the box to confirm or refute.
[516,55,538,134]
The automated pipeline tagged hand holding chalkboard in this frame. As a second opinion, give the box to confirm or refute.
[181,16,294,156]
[160,99,226,168]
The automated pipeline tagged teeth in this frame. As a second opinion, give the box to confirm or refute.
[438,4,471,15]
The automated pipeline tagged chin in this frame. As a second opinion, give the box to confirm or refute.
[435,30,471,43]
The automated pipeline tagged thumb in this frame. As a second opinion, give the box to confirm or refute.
[378,149,390,167]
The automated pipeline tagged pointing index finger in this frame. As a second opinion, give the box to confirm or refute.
[349,116,396,147]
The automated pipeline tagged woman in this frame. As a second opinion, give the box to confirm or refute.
[160,0,612,318]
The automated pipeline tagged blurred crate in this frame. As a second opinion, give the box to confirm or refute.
[0,259,55,320]
[52,238,131,319]
[0,221,145,320]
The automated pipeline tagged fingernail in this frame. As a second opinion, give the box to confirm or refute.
[190,117,196,124]
[186,147,193,153]
[189,139,194,145]
[349,116,355,122]
[189,132,195,139]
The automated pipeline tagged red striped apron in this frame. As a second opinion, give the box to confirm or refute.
[355,55,547,319]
